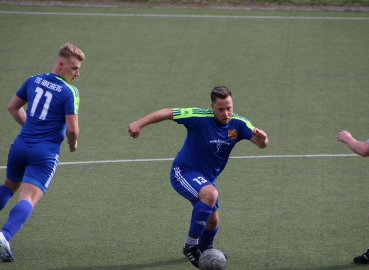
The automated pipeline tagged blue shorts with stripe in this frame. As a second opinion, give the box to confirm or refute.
[170,166,219,211]
[6,142,60,194]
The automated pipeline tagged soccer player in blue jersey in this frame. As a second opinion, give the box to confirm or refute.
[128,86,268,268]
[0,43,84,262]
[337,130,369,264]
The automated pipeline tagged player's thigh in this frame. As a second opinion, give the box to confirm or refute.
[170,166,214,204]
[23,146,60,194]
[6,143,29,183]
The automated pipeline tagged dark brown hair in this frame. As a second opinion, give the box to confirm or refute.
[210,86,232,103]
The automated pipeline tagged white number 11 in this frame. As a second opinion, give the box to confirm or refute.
[30,87,53,120]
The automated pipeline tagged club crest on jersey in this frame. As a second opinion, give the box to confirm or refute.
[228,130,237,139]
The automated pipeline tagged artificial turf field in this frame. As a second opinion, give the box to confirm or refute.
[0,3,369,269]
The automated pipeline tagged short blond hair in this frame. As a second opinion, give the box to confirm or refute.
[58,43,85,61]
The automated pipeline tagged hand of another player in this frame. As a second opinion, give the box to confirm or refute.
[128,122,141,138]
[252,128,267,141]
[337,130,352,143]
[68,141,78,152]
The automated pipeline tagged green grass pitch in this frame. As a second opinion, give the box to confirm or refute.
[0,4,369,269]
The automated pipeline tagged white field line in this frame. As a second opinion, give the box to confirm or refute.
[0,154,359,169]
[0,11,363,168]
[0,11,369,20]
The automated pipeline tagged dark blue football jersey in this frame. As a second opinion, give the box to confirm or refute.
[172,108,254,182]
[15,73,80,148]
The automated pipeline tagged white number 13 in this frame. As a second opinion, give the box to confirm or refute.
[193,176,207,185]
[30,87,53,120]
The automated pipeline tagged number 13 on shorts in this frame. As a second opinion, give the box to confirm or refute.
[193,176,208,185]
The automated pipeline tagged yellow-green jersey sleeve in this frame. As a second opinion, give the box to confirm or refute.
[172,108,212,120]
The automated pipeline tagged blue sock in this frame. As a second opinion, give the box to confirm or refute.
[199,227,218,252]
[0,185,14,210]
[2,200,33,241]
[189,201,213,238]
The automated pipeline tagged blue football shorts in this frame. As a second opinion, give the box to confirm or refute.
[170,166,219,211]
[6,142,60,194]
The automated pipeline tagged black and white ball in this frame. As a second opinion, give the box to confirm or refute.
[198,248,226,270]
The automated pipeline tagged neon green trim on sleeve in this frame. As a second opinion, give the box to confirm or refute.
[55,77,80,115]
[66,85,80,115]
[232,113,255,131]
[172,108,213,119]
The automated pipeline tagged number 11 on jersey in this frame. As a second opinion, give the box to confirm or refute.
[30,87,53,120]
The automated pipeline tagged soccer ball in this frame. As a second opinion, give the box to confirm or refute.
[198,248,226,270]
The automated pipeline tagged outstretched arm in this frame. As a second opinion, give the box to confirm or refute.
[8,95,27,126]
[250,128,268,149]
[337,130,369,157]
[128,108,173,138]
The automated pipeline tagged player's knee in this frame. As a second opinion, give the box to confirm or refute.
[199,185,218,206]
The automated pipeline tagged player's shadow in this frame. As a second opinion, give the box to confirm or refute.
[279,263,368,270]
[54,261,367,270]
[54,257,188,270]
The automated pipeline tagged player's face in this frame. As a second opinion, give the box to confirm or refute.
[59,57,81,83]
[211,96,233,125]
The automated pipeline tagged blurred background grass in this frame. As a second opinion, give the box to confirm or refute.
[0,3,369,270]
[111,0,369,6]
[5,0,369,7]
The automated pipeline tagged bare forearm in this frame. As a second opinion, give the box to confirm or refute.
[66,128,79,145]
[345,139,369,157]
[65,115,79,152]
[66,127,79,152]
[337,130,369,157]
[257,136,269,149]
[136,108,173,128]
[250,128,268,149]
[128,108,173,138]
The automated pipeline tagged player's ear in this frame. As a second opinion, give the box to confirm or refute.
[58,60,64,70]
